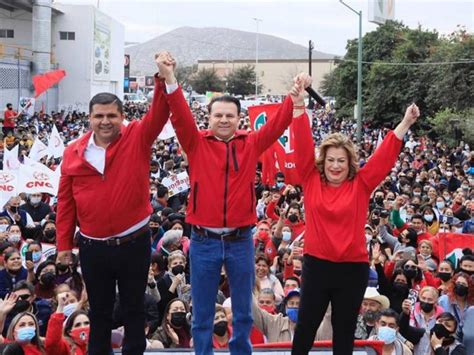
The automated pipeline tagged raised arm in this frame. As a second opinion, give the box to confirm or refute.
[359,104,420,191]
[137,56,171,146]
[157,51,200,154]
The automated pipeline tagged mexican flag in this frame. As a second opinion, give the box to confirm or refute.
[438,233,474,268]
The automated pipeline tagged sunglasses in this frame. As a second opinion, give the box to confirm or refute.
[404,265,418,271]
[17,294,30,301]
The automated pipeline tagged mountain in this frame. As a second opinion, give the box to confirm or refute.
[125,26,336,76]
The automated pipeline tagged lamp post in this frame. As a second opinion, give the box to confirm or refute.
[339,0,363,144]
[253,17,262,98]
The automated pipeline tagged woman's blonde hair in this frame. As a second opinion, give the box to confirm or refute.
[316,132,359,182]
[6,312,45,354]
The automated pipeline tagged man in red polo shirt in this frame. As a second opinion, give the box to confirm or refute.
[56,53,170,355]
[2,103,19,136]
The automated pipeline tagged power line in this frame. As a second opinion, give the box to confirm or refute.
[338,58,474,66]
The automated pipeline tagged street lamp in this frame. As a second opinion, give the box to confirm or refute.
[339,0,363,144]
[253,17,262,98]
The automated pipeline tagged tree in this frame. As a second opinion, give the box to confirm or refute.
[175,65,195,90]
[189,68,224,94]
[426,108,474,147]
[226,65,263,95]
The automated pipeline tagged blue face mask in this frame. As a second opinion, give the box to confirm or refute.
[32,251,42,263]
[16,326,36,342]
[282,231,292,242]
[276,182,284,189]
[377,326,397,344]
[286,307,298,323]
[63,302,78,318]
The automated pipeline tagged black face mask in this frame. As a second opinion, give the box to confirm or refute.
[56,263,69,272]
[288,193,299,201]
[363,310,380,323]
[213,320,228,336]
[438,272,452,282]
[13,299,30,313]
[392,282,409,296]
[403,268,418,280]
[372,218,380,226]
[375,196,384,205]
[293,269,302,277]
[44,229,56,241]
[431,323,451,339]
[420,301,435,313]
[288,214,299,223]
[170,311,187,328]
[171,265,185,276]
[10,206,18,214]
[40,272,55,287]
[454,284,469,297]
[460,268,474,276]
[150,227,160,235]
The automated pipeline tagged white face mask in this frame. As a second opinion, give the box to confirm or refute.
[63,302,78,318]
[282,231,292,242]
[30,197,42,205]
[0,224,8,233]
[8,234,21,243]
[455,227,463,233]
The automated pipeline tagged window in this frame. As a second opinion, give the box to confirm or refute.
[0,29,14,38]
[59,31,75,40]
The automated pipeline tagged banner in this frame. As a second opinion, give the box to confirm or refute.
[248,104,302,185]
[438,233,474,268]
[0,170,18,207]
[47,125,65,158]
[93,12,111,80]
[19,97,35,116]
[162,171,190,197]
[369,0,395,25]
[28,138,49,161]
[17,163,58,195]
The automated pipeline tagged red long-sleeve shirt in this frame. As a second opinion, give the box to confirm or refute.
[165,86,294,227]
[293,114,403,263]
[56,78,169,250]
[45,313,87,355]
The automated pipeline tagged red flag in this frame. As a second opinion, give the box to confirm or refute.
[438,233,474,268]
[248,104,300,186]
[32,69,66,98]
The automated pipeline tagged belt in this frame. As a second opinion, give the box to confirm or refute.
[193,225,251,242]
[81,225,149,247]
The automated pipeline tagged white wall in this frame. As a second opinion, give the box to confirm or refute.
[0,10,35,48]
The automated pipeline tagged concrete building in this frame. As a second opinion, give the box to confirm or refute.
[0,1,124,114]
[197,58,338,95]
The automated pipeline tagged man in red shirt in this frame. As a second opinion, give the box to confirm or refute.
[158,52,307,355]
[3,103,19,136]
[56,54,170,355]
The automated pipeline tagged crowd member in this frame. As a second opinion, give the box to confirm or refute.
[2,103,19,136]
[435,260,456,294]
[4,312,45,354]
[0,250,33,299]
[45,291,90,354]
[212,304,231,349]
[19,194,51,226]
[55,53,171,355]
[369,309,412,355]
[354,287,390,340]
[291,68,420,353]
[150,298,192,348]
[255,254,285,305]
[158,51,306,355]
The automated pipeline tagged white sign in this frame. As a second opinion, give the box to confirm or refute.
[162,171,190,197]
[19,97,35,116]
[369,0,395,25]
[17,163,58,195]
[158,119,176,140]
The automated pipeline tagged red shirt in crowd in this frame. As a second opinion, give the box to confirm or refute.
[3,109,17,128]
[56,78,169,250]
[293,113,403,263]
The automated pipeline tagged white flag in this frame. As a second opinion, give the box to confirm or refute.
[0,170,18,207]
[3,145,21,171]
[17,163,57,195]
[376,130,383,148]
[158,119,176,140]
[28,138,49,161]
[47,125,65,158]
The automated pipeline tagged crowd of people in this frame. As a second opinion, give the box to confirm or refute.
[0,69,473,355]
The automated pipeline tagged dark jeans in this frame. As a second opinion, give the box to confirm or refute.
[292,255,369,355]
[79,230,151,355]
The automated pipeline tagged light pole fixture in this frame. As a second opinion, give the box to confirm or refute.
[339,0,363,144]
[253,17,262,97]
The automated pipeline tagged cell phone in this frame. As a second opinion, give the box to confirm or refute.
[25,251,33,262]
[408,289,418,307]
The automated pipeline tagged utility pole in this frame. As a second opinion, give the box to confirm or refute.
[308,40,314,109]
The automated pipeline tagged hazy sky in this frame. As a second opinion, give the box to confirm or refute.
[55,0,474,55]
